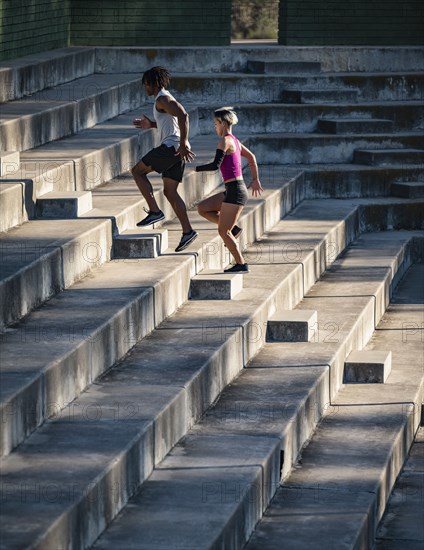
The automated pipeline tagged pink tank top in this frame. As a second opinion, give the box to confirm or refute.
[220,134,243,181]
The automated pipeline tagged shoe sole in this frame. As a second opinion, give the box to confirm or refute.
[224,266,249,273]
[136,214,165,227]
[175,232,198,252]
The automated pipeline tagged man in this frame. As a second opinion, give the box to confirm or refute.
[132,66,198,252]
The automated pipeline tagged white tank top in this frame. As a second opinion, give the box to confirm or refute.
[154,89,189,148]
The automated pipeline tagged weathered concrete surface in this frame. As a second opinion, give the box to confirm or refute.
[1,205,401,549]
[0,47,94,101]
[0,218,112,328]
[247,60,321,74]
[0,171,303,457]
[92,240,422,550]
[354,148,424,166]
[374,428,424,548]
[94,46,424,73]
[391,181,424,199]
[0,151,20,176]
[93,434,281,550]
[344,350,392,383]
[295,163,424,199]
[2,106,198,194]
[1,44,423,550]
[266,309,317,342]
[172,72,424,103]
[282,88,359,103]
[36,191,93,218]
[245,263,424,550]
[317,118,394,134]
[0,182,25,232]
[113,228,168,258]
[190,271,244,300]
[198,103,424,134]
[247,134,424,165]
[0,74,147,152]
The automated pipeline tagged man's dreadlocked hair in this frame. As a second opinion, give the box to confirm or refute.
[142,66,171,89]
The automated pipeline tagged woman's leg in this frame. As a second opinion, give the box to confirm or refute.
[197,192,225,224]
[218,203,245,265]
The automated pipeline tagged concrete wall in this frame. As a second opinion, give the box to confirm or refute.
[279,0,424,45]
[70,0,231,46]
[1,0,423,62]
[0,0,70,61]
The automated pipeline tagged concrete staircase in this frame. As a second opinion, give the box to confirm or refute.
[374,426,424,549]
[0,45,423,549]
[245,263,424,550]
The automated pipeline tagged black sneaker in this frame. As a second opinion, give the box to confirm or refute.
[175,230,198,252]
[136,208,165,227]
[224,263,249,273]
[231,225,243,239]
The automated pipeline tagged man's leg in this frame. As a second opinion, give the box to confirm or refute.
[163,177,192,233]
[131,160,161,213]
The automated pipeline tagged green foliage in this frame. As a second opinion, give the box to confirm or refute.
[231,0,278,39]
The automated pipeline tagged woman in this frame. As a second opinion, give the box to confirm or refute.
[196,107,263,273]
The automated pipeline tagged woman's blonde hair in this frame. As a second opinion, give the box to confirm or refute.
[214,106,238,126]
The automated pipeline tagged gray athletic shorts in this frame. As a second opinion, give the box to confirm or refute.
[142,144,185,182]
[223,179,248,206]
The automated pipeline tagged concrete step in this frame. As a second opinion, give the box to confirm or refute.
[344,350,392,383]
[0,159,74,213]
[35,191,93,218]
[374,427,424,549]
[247,60,321,75]
[259,164,424,200]
[0,123,209,236]
[0,104,199,219]
[282,88,359,103]
[172,72,424,104]
[96,46,424,74]
[247,133,424,164]
[294,164,424,198]
[391,181,424,198]
[317,118,394,134]
[354,148,424,166]
[198,103,424,134]
[266,309,317,342]
[0,201,391,549]
[0,151,19,176]
[113,228,169,259]
[90,233,421,550]
[0,172,301,458]
[0,135,234,327]
[0,218,112,328]
[189,270,244,300]
[354,196,424,231]
[0,182,26,232]
[246,263,424,550]
[253,230,423,399]
[0,47,94,102]
[0,166,221,328]
[0,73,147,152]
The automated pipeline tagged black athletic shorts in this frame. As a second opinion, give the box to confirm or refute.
[223,179,248,206]
[142,144,185,182]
